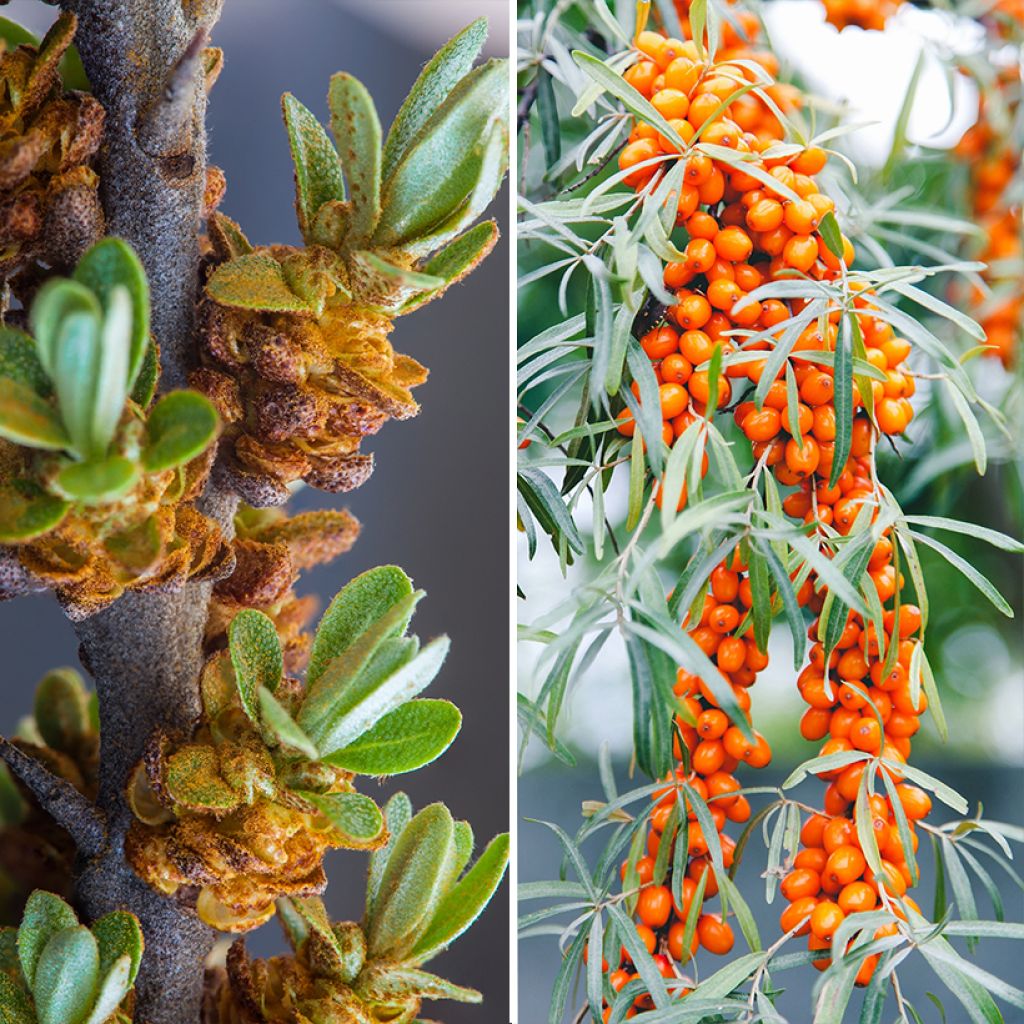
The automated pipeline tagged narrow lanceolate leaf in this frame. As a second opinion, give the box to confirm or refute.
[0,377,71,451]
[397,220,499,314]
[17,890,78,987]
[321,698,461,775]
[309,635,451,755]
[298,790,384,842]
[408,832,509,961]
[351,251,443,293]
[53,310,103,458]
[368,803,455,957]
[229,609,284,719]
[32,926,99,1024]
[382,17,488,179]
[72,238,150,391]
[375,59,508,247]
[91,286,131,453]
[257,687,318,759]
[367,792,414,918]
[328,73,382,244]
[142,391,219,473]
[357,964,481,1003]
[282,92,346,240]
[307,566,416,686]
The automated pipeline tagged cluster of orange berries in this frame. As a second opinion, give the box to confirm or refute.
[597,552,798,1017]
[955,65,1021,367]
[820,0,903,32]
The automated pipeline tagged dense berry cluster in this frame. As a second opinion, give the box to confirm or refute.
[819,0,903,32]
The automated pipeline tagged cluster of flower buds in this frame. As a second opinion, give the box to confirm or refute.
[201,798,508,1024]
[126,567,460,932]
[0,239,228,618]
[194,20,508,505]
[0,13,104,284]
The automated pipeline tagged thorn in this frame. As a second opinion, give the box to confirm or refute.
[0,736,106,858]
[135,28,208,158]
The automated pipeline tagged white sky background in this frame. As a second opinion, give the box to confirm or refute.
[519,3,1024,771]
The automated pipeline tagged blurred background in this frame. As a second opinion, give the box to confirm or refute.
[518,2,1024,1021]
[0,1,510,1020]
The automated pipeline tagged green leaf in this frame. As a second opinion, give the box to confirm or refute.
[32,926,99,1024]
[309,636,451,755]
[901,515,1024,553]
[72,238,151,392]
[909,530,1011,617]
[164,746,238,812]
[81,957,132,1024]
[367,792,414,918]
[33,668,90,752]
[0,17,38,49]
[321,698,461,775]
[90,911,143,986]
[17,890,78,988]
[205,253,317,313]
[351,250,443,293]
[818,211,845,261]
[53,456,140,504]
[383,18,488,180]
[130,341,158,409]
[0,377,71,451]
[142,390,218,473]
[357,963,481,1004]
[228,609,284,719]
[298,790,383,841]
[0,480,69,542]
[307,566,416,687]
[0,973,34,1024]
[368,802,455,957]
[375,59,508,247]
[0,326,49,395]
[28,279,102,380]
[208,213,254,260]
[328,73,382,244]
[257,687,319,759]
[52,310,106,459]
[90,286,132,452]
[408,832,509,962]
[281,92,346,240]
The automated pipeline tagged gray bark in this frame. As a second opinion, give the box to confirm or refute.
[54,2,232,1021]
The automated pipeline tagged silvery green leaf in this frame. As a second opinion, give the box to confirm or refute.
[328,73,382,244]
[32,926,98,1024]
[382,18,487,179]
[52,310,103,459]
[257,687,318,759]
[81,956,132,1024]
[28,278,101,380]
[297,790,383,841]
[282,92,346,241]
[229,609,284,719]
[91,285,132,453]
[17,890,78,987]
[367,792,413,918]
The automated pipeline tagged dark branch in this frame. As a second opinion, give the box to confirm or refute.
[0,738,105,858]
[135,28,208,158]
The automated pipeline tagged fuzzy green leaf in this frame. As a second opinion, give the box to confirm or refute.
[164,746,238,812]
[0,973,34,1024]
[130,341,158,409]
[321,698,461,775]
[298,790,384,841]
[375,59,508,247]
[28,279,101,381]
[34,668,89,752]
[91,911,143,985]
[17,890,78,988]
[419,220,498,285]
[367,792,414,919]
[53,456,140,505]
[205,253,317,314]
[367,802,454,958]
[351,251,443,293]
[33,926,98,1024]
[282,93,347,241]
[382,18,488,180]
[0,378,71,451]
[208,213,254,260]
[328,73,382,244]
[142,391,218,473]
[257,686,318,759]
[229,609,284,719]
[408,832,509,962]
[72,238,150,392]
[307,635,450,755]
[307,566,416,687]
[357,963,481,1003]
[0,326,49,395]
[52,310,104,459]
[0,481,69,542]
[81,956,132,1024]
[90,286,132,452]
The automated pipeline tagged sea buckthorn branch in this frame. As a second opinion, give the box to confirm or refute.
[518,3,1024,1021]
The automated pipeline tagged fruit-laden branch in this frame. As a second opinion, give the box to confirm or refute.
[0,737,105,857]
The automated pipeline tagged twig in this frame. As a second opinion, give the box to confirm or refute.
[135,28,207,157]
[518,78,540,131]
[0,738,105,858]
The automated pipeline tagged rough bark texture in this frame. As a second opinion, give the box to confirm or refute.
[54,2,230,1021]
